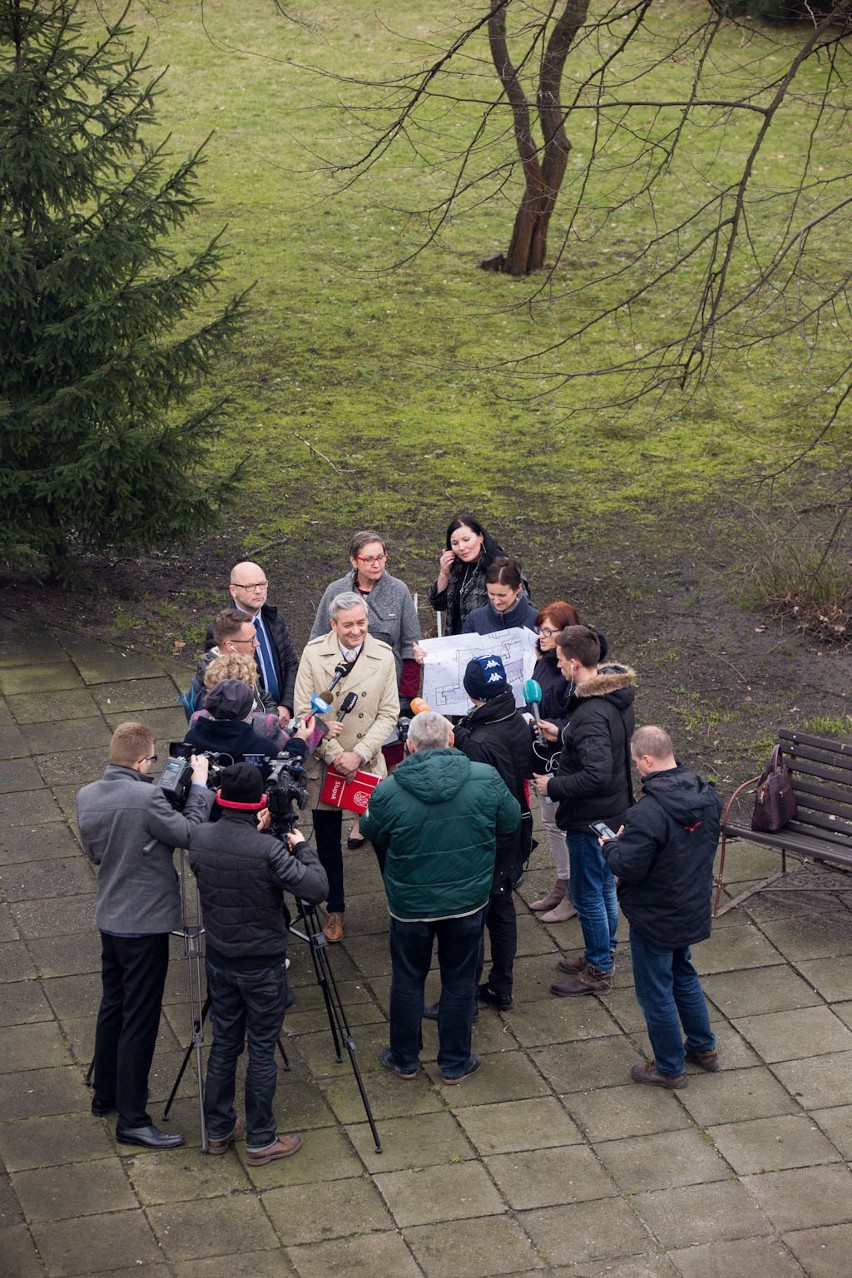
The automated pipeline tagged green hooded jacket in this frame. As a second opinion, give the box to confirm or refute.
[361,747,521,921]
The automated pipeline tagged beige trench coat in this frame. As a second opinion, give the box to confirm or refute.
[294,632,400,810]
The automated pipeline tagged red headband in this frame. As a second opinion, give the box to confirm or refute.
[215,790,268,811]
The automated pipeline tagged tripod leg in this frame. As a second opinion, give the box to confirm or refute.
[163,994,210,1120]
[277,1036,291,1070]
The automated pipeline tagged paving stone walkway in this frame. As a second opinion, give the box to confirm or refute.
[2,621,852,1278]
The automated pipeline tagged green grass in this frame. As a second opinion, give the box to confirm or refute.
[76,0,848,557]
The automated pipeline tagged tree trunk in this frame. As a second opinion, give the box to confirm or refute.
[481,0,589,275]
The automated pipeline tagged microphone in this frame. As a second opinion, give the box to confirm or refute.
[336,690,358,722]
[523,678,546,745]
[410,697,432,715]
[319,661,351,702]
[308,693,331,717]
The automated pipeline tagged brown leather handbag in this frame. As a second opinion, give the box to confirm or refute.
[751,745,798,833]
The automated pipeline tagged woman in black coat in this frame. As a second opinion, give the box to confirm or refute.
[428,513,516,636]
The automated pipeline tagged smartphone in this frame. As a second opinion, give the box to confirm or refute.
[589,821,617,841]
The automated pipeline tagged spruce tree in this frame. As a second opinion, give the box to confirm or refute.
[0,0,247,575]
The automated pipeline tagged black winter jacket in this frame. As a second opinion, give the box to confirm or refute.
[205,602,299,712]
[183,716,305,763]
[546,662,636,831]
[454,689,535,890]
[602,766,722,947]
[189,809,328,966]
[462,595,539,636]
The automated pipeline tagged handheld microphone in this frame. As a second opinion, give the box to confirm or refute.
[523,678,546,745]
[410,697,432,715]
[309,693,331,717]
[336,690,359,722]
[319,661,351,702]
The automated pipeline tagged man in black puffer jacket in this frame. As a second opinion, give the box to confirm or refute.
[601,725,722,1090]
[188,764,328,1165]
[533,625,636,997]
[453,655,534,1011]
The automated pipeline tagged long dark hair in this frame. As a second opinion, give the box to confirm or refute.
[444,512,506,566]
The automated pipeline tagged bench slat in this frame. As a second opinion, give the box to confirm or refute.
[779,728,852,759]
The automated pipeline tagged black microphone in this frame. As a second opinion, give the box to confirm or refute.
[336,691,358,721]
[319,661,351,702]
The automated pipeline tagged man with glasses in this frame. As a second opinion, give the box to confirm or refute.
[76,722,214,1149]
[205,560,299,728]
[185,610,271,721]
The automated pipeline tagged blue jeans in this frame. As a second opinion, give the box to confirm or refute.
[204,958,289,1149]
[630,931,716,1077]
[389,909,486,1079]
[567,831,618,972]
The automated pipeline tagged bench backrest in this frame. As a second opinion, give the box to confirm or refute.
[778,729,852,848]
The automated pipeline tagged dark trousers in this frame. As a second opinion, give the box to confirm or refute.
[313,808,345,912]
[93,932,170,1128]
[389,908,486,1079]
[477,888,517,999]
[204,957,289,1149]
[630,931,715,1077]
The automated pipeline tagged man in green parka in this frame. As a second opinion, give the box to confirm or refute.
[361,711,520,1084]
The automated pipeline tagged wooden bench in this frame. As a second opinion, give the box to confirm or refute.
[713,729,852,916]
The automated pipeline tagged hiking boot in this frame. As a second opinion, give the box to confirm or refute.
[550,965,612,996]
[541,896,577,924]
[323,911,344,943]
[529,880,567,912]
[207,1116,243,1155]
[685,1047,719,1072]
[245,1133,303,1164]
[556,954,588,974]
[476,983,513,1011]
[630,1061,687,1090]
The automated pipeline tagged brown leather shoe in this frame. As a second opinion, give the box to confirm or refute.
[207,1116,243,1155]
[529,880,567,912]
[323,911,344,943]
[556,954,588,974]
[551,965,612,996]
[246,1133,303,1165]
[685,1048,719,1072]
[630,1061,687,1090]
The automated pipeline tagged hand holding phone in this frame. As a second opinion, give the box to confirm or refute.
[590,820,617,842]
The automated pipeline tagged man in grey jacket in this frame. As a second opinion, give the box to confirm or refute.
[76,721,215,1149]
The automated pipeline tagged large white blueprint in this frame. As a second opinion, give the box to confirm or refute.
[419,626,539,717]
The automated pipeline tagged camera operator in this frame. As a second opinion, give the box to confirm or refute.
[188,763,328,1165]
[184,679,313,763]
[76,722,215,1150]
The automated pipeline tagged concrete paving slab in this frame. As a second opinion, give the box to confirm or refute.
[677,1065,799,1126]
[810,1102,852,1157]
[34,747,108,787]
[262,1174,394,1243]
[594,1127,732,1194]
[57,639,168,683]
[742,1164,852,1232]
[286,1230,422,1278]
[31,1209,163,1276]
[518,1198,652,1267]
[345,1109,475,1171]
[534,1035,639,1092]
[0,787,65,825]
[733,1006,852,1063]
[770,1049,852,1110]
[0,1112,115,1172]
[172,1254,296,1278]
[0,856,94,903]
[316,1063,445,1125]
[783,1223,852,1278]
[701,965,822,1018]
[1,1223,58,1278]
[502,992,619,1048]
[146,1195,281,1263]
[708,1112,843,1174]
[567,1080,694,1141]
[0,756,47,793]
[485,1143,619,1209]
[0,821,84,864]
[0,723,30,758]
[0,633,66,668]
[429,1048,552,1106]
[830,998,852,1030]
[127,1147,253,1204]
[242,1124,363,1187]
[796,954,852,1003]
[454,1096,583,1155]
[1,1021,73,1072]
[561,1260,680,1278]
[24,932,101,979]
[667,1235,808,1277]
[0,1065,89,1121]
[6,688,102,725]
[19,717,113,754]
[630,1179,773,1248]
[405,1214,544,1277]
[758,912,852,961]
[11,1157,138,1221]
[698,923,784,973]
[0,664,85,695]
[0,940,39,982]
[374,1159,506,1227]
[90,677,181,714]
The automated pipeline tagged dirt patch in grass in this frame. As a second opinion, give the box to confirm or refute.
[3,486,849,791]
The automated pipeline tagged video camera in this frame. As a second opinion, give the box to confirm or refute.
[158,741,233,810]
[251,752,309,837]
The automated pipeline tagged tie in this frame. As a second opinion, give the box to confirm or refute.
[253,616,280,703]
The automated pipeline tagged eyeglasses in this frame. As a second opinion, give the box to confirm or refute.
[539,627,561,637]
[231,580,268,591]
[229,636,259,647]
[356,554,388,566]
[140,754,158,764]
